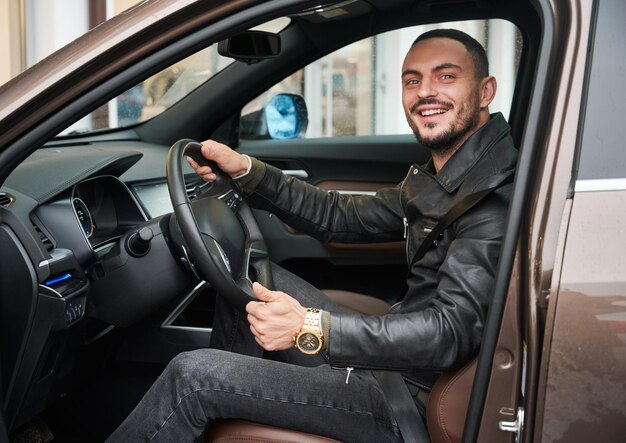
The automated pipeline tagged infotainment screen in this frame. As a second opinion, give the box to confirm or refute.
[132,182,174,218]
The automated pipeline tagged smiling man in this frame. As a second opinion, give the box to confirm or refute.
[108,29,517,443]
[402,32,495,171]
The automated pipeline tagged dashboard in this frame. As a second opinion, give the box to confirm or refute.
[0,140,207,431]
[0,136,251,337]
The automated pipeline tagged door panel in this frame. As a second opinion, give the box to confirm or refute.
[540,190,626,442]
[241,135,427,183]
[239,134,429,302]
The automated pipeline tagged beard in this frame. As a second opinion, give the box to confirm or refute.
[407,94,481,154]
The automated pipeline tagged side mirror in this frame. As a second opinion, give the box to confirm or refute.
[217,31,281,64]
[241,93,308,140]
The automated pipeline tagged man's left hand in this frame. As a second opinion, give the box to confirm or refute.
[246,282,307,351]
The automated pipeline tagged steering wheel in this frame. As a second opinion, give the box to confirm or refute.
[166,139,268,310]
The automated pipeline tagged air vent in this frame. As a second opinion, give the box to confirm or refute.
[186,180,210,200]
[31,221,55,252]
[0,192,14,207]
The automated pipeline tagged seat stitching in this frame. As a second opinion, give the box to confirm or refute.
[438,362,474,443]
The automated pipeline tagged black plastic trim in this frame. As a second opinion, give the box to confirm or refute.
[568,0,600,197]
[0,225,39,431]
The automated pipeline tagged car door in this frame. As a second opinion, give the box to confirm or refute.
[535,0,626,440]
[466,1,626,441]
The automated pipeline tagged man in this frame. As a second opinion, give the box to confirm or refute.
[107,29,517,442]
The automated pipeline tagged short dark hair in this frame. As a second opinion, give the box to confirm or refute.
[412,29,489,79]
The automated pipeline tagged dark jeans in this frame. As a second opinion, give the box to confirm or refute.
[106,265,402,443]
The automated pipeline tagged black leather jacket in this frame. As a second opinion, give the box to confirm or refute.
[245,113,517,388]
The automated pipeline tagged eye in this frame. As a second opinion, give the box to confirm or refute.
[440,74,454,80]
[405,79,420,86]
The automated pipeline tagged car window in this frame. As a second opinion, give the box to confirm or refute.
[576,0,626,183]
[240,19,521,141]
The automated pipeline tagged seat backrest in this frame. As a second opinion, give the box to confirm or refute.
[426,358,477,443]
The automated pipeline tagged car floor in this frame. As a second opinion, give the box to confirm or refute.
[39,361,164,442]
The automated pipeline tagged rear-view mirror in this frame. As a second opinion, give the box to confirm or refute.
[218,31,281,64]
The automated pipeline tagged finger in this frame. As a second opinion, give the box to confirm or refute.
[186,156,199,169]
[249,321,260,338]
[201,142,217,160]
[246,312,263,332]
[194,165,213,174]
[253,334,269,350]
[246,300,264,316]
[252,282,277,302]
[194,166,216,182]
[249,324,272,350]
[187,156,217,182]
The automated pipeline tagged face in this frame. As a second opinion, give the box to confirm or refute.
[401,37,492,153]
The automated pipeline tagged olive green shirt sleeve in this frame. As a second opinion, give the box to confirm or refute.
[322,310,331,353]
[234,156,266,195]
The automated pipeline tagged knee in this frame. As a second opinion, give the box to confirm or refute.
[164,349,231,388]
[167,349,209,375]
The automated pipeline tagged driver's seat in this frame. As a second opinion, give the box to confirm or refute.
[205,290,477,443]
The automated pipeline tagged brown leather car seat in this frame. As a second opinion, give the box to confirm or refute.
[426,358,477,443]
[206,290,477,443]
[207,419,342,442]
[321,288,391,315]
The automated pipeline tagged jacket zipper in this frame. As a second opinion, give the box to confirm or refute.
[345,367,354,384]
[400,166,414,262]
[330,365,356,384]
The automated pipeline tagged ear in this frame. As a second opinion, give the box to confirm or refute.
[479,75,497,108]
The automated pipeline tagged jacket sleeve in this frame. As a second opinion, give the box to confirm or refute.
[327,187,510,372]
[245,163,405,243]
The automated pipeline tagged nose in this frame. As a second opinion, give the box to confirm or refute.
[417,77,437,99]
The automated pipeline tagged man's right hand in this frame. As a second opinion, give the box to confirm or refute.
[186,139,250,182]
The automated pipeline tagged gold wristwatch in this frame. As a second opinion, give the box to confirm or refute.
[294,308,324,354]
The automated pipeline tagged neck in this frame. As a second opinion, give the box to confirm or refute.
[431,143,462,172]
[432,111,491,172]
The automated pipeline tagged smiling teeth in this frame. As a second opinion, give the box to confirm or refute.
[421,109,446,116]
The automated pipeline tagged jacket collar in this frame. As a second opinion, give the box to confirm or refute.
[420,113,511,193]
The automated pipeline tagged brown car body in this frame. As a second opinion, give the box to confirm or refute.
[0,1,624,442]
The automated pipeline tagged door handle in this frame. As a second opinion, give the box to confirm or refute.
[282,169,309,180]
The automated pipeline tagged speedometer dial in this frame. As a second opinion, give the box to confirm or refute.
[73,197,94,238]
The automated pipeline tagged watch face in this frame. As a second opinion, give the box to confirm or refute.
[297,332,321,354]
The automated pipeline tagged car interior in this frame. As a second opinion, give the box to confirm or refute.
[0,0,550,441]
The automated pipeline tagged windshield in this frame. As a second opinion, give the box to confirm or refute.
[58,17,291,137]
[59,46,233,136]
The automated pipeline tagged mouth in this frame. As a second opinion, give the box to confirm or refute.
[410,101,453,121]
[418,108,448,117]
